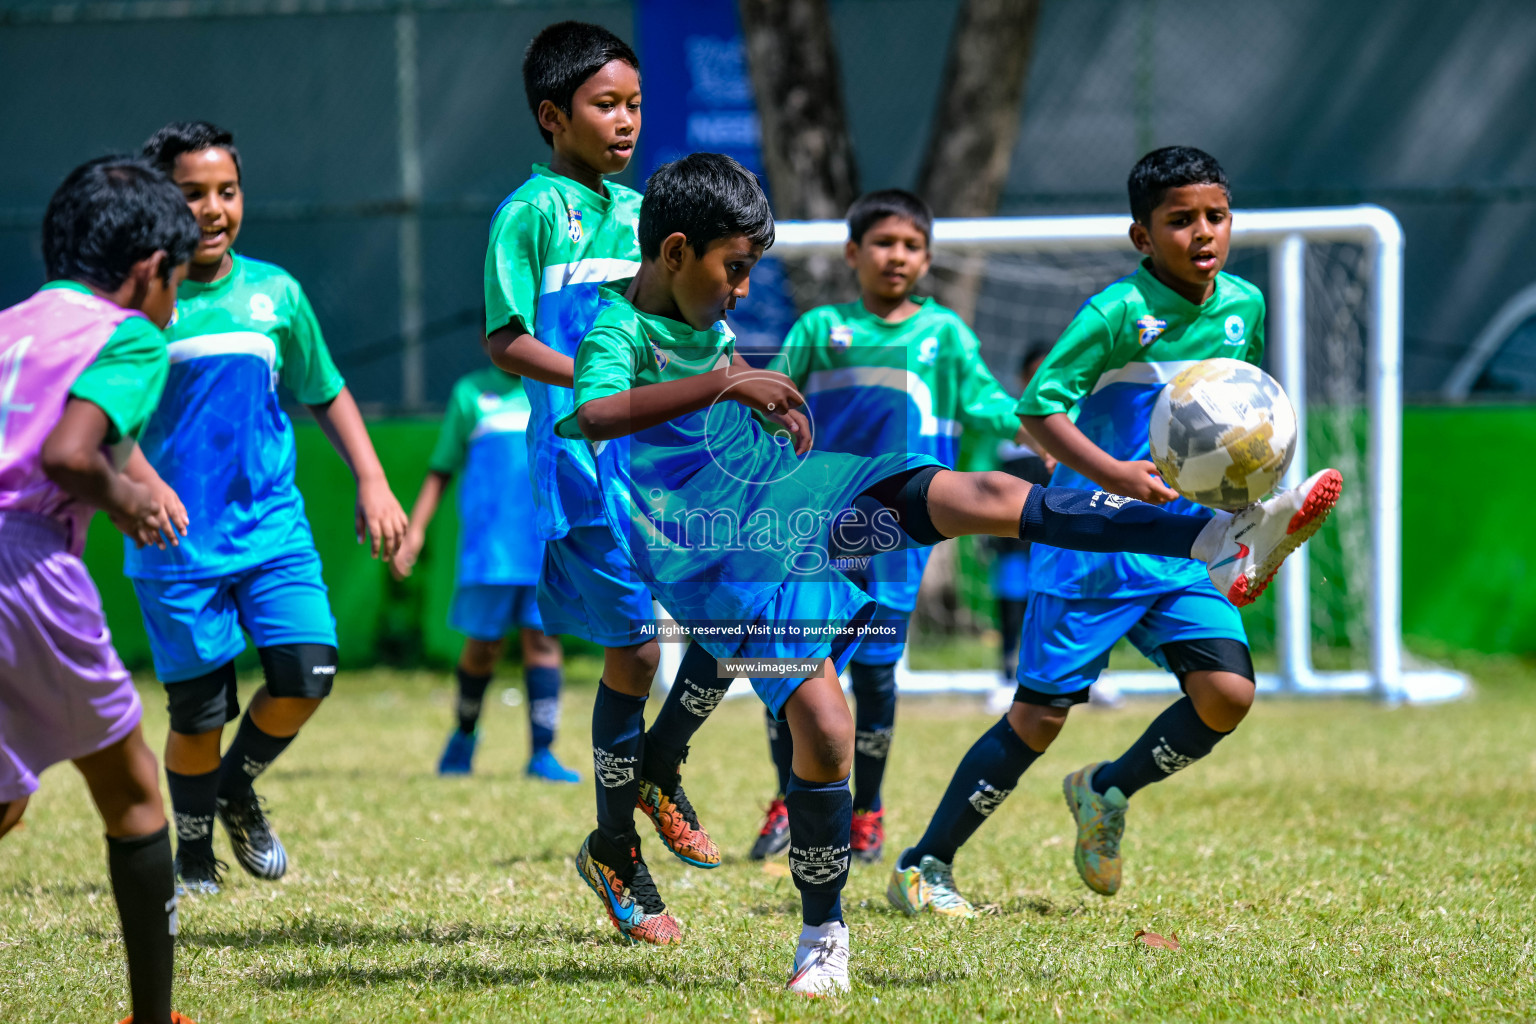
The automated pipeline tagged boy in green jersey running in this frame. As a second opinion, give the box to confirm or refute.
[557,152,1339,994]
[888,146,1343,920]
[749,190,1027,864]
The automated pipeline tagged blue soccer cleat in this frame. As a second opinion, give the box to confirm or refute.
[527,747,580,783]
[437,729,478,775]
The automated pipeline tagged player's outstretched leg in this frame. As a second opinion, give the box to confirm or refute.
[521,628,578,783]
[637,640,722,867]
[781,664,855,997]
[1067,654,1255,896]
[439,637,501,776]
[749,709,793,860]
[849,659,897,863]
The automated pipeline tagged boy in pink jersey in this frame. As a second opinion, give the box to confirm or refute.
[0,156,201,1024]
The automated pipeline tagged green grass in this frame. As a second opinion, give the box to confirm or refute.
[4,649,1535,1022]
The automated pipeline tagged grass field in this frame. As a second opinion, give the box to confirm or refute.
[3,647,1534,1022]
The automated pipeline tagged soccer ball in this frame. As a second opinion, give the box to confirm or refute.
[1148,358,1297,511]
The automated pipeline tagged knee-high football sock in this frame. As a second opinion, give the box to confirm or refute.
[786,773,853,926]
[849,661,897,813]
[106,825,176,1023]
[1093,696,1230,798]
[217,714,295,800]
[524,665,561,753]
[908,716,1041,867]
[454,667,494,735]
[766,709,794,797]
[1019,486,1211,558]
[164,768,219,861]
[643,642,724,776]
[592,681,647,847]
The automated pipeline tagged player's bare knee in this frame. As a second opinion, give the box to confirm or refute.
[1008,701,1069,752]
[1185,669,1254,732]
[801,713,853,778]
[460,637,503,675]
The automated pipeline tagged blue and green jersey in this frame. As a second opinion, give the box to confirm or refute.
[1020,261,1265,598]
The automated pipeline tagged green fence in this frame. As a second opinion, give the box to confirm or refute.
[83,405,1536,671]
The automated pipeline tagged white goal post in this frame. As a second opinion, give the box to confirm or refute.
[657,207,1467,705]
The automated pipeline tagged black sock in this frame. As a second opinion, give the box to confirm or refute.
[1093,696,1231,798]
[786,773,852,926]
[644,642,724,775]
[525,666,560,752]
[106,825,176,1024]
[217,714,295,800]
[164,767,219,860]
[1019,486,1209,558]
[850,661,897,813]
[909,715,1040,866]
[766,710,794,797]
[591,681,646,847]
[455,667,493,735]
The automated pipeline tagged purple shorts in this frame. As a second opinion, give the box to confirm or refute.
[0,511,141,803]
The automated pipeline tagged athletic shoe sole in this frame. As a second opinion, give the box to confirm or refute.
[1228,469,1342,607]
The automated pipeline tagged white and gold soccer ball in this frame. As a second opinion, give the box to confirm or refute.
[1148,358,1297,511]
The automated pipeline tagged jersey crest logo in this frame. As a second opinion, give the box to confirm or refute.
[567,206,584,243]
[1224,314,1246,344]
[249,293,277,323]
[918,336,938,365]
[1136,314,1167,346]
[828,325,853,347]
[651,343,669,371]
[476,391,502,412]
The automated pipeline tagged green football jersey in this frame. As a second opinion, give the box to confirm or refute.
[484,163,642,541]
[1020,260,1266,598]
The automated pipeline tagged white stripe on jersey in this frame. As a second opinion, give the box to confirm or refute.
[538,258,642,296]
[802,366,961,438]
[1088,359,1200,395]
[467,408,532,442]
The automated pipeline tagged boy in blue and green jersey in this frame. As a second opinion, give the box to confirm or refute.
[389,365,577,783]
[557,152,1336,993]
[481,22,729,944]
[127,122,410,897]
[752,190,1025,864]
[890,146,1342,919]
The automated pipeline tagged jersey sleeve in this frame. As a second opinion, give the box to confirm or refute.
[766,310,819,386]
[951,321,1021,438]
[557,323,641,439]
[1244,291,1267,367]
[68,316,169,444]
[278,279,346,405]
[1017,305,1116,417]
[484,201,554,336]
[427,381,475,476]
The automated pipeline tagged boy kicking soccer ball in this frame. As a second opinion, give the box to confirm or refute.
[0,156,200,1024]
[557,151,1339,993]
[390,363,578,782]
[750,189,1026,864]
[888,145,1341,919]
[128,121,409,896]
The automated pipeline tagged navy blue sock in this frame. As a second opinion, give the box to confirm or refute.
[644,642,724,777]
[765,710,794,797]
[106,825,176,1024]
[524,666,561,752]
[908,716,1040,866]
[455,666,493,735]
[591,681,647,846]
[165,767,219,860]
[218,714,295,799]
[850,661,897,813]
[1020,486,1209,558]
[1093,696,1230,798]
[786,773,852,926]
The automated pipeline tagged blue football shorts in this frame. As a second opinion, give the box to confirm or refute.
[449,583,545,641]
[535,524,656,647]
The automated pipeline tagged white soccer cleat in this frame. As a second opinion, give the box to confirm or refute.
[1200,468,1343,607]
[786,920,851,996]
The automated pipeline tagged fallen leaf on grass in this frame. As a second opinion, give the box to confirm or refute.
[1135,929,1181,951]
[762,862,791,878]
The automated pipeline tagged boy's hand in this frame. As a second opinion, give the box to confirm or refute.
[356,478,409,560]
[765,407,813,456]
[389,529,425,581]
[1099,459,1180,504]
[109,480,180,550]
[146,474,190,543]
[727,370,805,418]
